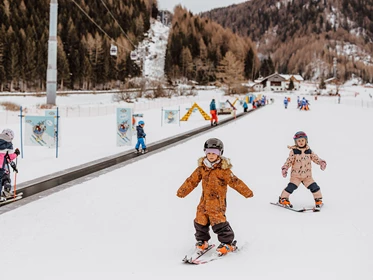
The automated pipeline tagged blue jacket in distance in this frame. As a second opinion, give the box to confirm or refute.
[210,100,216,110]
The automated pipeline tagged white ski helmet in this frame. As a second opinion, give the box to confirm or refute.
[2,128,14,140]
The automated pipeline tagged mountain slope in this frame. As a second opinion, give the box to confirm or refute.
[202,0,373,82]
[0,0,154,91]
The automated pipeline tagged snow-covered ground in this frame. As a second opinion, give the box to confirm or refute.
[0,88,237,184]
[0,82,372,184]
[0,91,372,279]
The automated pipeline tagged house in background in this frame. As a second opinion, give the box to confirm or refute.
[253,73,304,92]
[242,81,263,92]
[281,74,304,90]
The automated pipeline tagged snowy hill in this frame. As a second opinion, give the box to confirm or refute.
[136,19,170,80]
[1,94,373,279]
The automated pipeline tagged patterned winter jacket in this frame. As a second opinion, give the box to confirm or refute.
[282,145,325,180]
[177,157,253,216]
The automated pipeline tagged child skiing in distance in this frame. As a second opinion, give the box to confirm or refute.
[135,120,147,154]
[242,100,248,112]
[284,97,289,109]
[209,99,218,126]
[177,138,253,256]
[0,129,20,201]
[279,131,326,210]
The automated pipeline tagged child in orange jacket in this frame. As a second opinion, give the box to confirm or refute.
[177,138,253,256]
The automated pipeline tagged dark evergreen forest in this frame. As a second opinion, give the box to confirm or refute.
[0,0,156,91]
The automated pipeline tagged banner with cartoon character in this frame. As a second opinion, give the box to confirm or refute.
[132,113,144,133]
[116,108,132,146]
[24,116,56,148]
[163,109,179,125]
[45,109,61,147]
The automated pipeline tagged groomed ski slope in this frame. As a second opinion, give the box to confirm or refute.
[1,98,372,280]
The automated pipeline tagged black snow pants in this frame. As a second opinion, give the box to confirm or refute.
[194,220,234,244]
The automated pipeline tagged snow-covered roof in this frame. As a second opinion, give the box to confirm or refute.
[325,77,337,83]
[280,74,304,81]
[292,75,304,81]
[242,82,257,87]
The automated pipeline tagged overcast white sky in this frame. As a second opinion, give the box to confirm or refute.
[158,0,244,14]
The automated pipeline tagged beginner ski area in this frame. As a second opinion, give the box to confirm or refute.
[0,97,372,280]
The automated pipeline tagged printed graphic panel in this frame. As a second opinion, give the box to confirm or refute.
[116,108,133,146]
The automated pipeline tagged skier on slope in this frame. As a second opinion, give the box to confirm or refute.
[177,138,253,256]
[0,129,20,201]
[135,120,147,154]
[278,131,326,210]
[242,100,249,112]
[284,97,289,109]
[209,99,218,126]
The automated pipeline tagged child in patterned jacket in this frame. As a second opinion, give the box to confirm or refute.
[279,131,327,210]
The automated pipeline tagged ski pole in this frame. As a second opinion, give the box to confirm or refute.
[13,157,18,198]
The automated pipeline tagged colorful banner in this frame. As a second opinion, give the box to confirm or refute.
[132,113,144,132]
[24,116,56,148]
[164,109,179,125]
[45,109,61,147]
[116,108,133,146]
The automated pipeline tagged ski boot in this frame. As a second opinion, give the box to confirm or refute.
[142,149,148,154]
[195,240,209,252]
[2,186,12,198]
[314,198,323,210]
[135,148,141,154]
[279,196,293,208]
[0,188,6,202]
[216,241,237,256]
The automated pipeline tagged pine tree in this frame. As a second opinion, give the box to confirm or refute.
[244,48,255,80]
[288,79,295,90]
[5,28,20,91]
[319,74,326,89]
[181,47,193,79]
[216,51,244,94]
[57,37,70,91]
[0,29,5,91]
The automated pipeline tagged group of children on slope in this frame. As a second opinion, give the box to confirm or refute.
[177,131,327,256]
[0,121,326,259]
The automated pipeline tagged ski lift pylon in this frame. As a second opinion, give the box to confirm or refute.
[110,44,118,56]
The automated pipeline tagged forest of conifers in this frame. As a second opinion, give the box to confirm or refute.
[0,0,157,92]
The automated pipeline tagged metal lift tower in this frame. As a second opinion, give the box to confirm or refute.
[46,0,58,105]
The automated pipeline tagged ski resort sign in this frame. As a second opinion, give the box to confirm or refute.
[116,108,133,146]
[25,116,56,148]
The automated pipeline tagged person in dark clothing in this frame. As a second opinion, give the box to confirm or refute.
[135,121,147,153]
[0,129,20,201]
[243,100,248,112]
